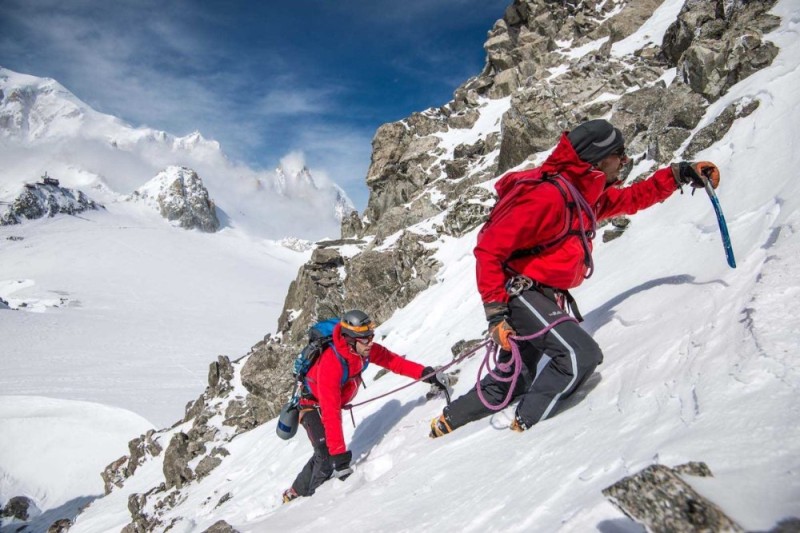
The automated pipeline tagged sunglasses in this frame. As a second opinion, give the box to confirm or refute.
[354,335,374,345]
[613,145,629,161]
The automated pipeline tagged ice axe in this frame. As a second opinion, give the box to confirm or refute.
[697,166,737,268]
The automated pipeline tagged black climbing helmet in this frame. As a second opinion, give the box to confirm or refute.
[340,310,375,339]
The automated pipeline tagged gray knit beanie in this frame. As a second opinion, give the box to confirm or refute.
[567,119,625,164]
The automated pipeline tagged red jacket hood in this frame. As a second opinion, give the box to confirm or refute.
[331,323,352,354]
[495,133,607,205]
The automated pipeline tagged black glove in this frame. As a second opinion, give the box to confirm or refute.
[483,302,516,351]
[483,302,509,326]
[671,161,721,190]
[331,451,353,480]
[421,366,449,392]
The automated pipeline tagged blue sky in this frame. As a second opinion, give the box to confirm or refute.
[0,0,508,208]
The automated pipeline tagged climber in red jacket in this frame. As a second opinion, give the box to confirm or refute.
[430,118,721,438]
[283,309,447,503]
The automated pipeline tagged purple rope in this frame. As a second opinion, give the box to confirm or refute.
[475,315,578,411]
[555,176,598,278]
[344,338,492,410]
[340,312,578,415]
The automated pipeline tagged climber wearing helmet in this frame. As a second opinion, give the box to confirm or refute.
[282,309,448,503]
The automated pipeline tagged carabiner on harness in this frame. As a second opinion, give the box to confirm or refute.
[505,275,534,298]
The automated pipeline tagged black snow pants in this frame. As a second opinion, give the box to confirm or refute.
[291,408,333,496]
[444,288,603,430]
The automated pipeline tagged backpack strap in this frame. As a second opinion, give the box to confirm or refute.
[304,345,367,391]
[504,176,575,263]
[300,344,351,400]
[332,346,350,386]
[502,174,596,277]
[334,346,370,382]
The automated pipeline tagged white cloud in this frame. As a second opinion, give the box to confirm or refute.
[258,87,335,117]
[278,150,308,176]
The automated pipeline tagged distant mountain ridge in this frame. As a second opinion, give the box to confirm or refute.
[0,66,353,240]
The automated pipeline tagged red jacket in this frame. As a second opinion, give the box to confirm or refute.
[475,132,678,303]
[300,323,426,455]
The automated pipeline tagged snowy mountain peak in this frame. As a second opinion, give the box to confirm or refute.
[275,153,356,221]
[172,131,220,153]
[0,67,90,140]
[129,166,220,232]
[274,164,314,196]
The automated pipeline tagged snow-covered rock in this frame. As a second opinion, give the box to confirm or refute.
[129,166,220,232]
[1,496,40,522]
[0,175,102,225]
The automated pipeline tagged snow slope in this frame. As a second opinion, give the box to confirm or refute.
[0,396,152,526]
[3,0,800,531]
[0,201,309,427]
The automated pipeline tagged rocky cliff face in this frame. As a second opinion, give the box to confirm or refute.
[90,1,783,529]
[101,355,268,531]
[128,166,220,233]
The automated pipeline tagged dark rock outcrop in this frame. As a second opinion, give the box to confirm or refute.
[664,0,780,102]
[0,179,102,225]
[612,83,707,165]
[102,429,163,494]
[1,495,38,521]
[685,97,760,159]
[275,233,440,345]
[603,462,743,532]
[47,518,72,533]
[203,520,239,533]
[162,432,195,490]
[239,337,295,423]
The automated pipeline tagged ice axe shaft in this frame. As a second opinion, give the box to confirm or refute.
[700,173,736,268]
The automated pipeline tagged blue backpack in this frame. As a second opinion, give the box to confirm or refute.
[292,317,339,380]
